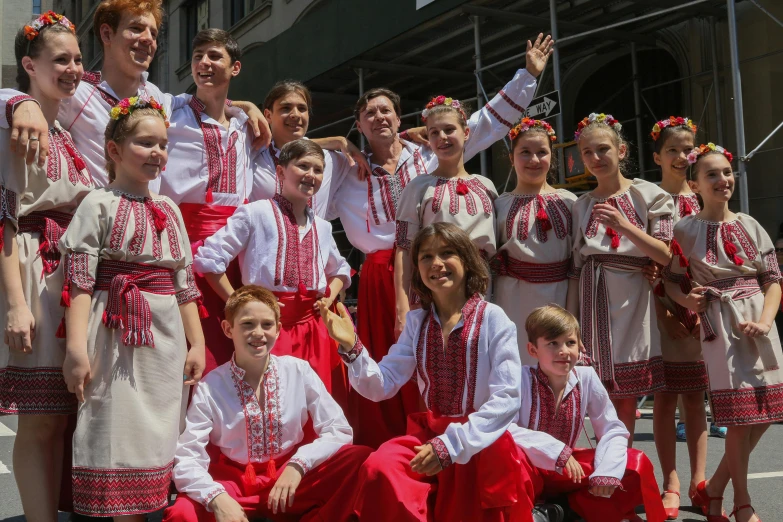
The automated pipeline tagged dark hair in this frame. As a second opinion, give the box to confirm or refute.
[653,125,696,155]
[409,223,489,307]
[104,106,166,182]
[14,20,77,93]
[192,28,240,63]
[525,304,580,345]
[263,80,312,113]
[354,88,401,121]
[93,0,164,50]
[278,139,324,167]
[424,101,471,129]
[510,126,558,181]
[225,285,280,325]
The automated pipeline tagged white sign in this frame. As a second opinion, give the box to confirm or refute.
[523,90,561,119]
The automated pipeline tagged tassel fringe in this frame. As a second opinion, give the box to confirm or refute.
[607,228,620,249]
[55,317,66,338]
[123,329,155,348]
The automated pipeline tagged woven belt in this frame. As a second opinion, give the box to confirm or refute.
[18,210,73,274]
[490,251,570,283]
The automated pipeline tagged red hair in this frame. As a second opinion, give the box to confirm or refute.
[93,0,163,45]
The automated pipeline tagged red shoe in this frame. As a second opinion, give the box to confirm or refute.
[691,480,731,522]
[731,504,761,522]
[662,490,680,520]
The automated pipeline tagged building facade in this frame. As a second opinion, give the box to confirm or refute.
[1,0,54,88]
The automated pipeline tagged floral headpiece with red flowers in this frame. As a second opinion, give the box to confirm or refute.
[509,117,557,142]
[687,143,733,165]
[421,95,466,122]
[650,116,697,141]
[110,94,169,127]
[24,11,75,41]
[574,112,622,141]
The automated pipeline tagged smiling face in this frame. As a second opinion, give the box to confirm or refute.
[511,132,552,186]
[578,127,626,179]
[426,111,469,163]
[191,43,240,92]
[264,91,310,146]
[357,95,401,144]
[108,115,168,183]
[224,301,281,368]
[416,235,466,298]
[101,12,158,76]
[527,330,580,378]
[24,31,83,101]
[689,153,734,205]
[654,129,695,179]
[277,153,324,203]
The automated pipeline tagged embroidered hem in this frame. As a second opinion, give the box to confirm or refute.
[663,360,709,394]
[288,456,311,476]
[428,437,452,469]
[589,476,622,487]
[607,357,666,399]
[0,366,77,415]
[203,485,227,509]
[710,382,783,426]
[72,461,173,516]
[555,445,573,470]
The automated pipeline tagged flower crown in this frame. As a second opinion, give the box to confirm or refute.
[687,143,733,165]
[509,117,557,142]
[650,116,697,141]
[574,113,622,141]
[110,94,168,126]
[24,11,75,41]
[421,95,465,122]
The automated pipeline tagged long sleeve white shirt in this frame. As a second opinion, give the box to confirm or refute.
[172,355,353,509]
[326,67,538,254]
[339,295,521,467]
[193,196,351,293]
[508,365,629,486]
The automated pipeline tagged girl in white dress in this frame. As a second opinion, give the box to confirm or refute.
[569,113,673,442]
[492,118,577,365]
[0,13,93,522]
[665,143,783,522]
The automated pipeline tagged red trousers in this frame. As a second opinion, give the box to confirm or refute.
[352,249,422,448]
[523,448,666,522]
[351,412,532,522]
[163,445,372,522]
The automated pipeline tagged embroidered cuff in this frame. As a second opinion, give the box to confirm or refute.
[0,186,18,226]
[5,95,37,128]
[589,476,622,488]
[65,252,96,294]
[653,215,674,241]
[339,335,364,364]
[398,129,411,141]
[287,456,311,476]
[555,445,573,471]
[176,265,203,305]
[759,251,782,287]
[203,485,227,511]
[428,437,452,469]
[395,221,412,250]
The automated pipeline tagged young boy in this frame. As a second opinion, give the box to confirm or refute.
[510,305,667,522]
[163,285,370,522]
[194,140,351,393]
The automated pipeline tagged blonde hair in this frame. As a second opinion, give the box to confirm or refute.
[103,107,166,182]
[224,285,281,325]
[525,304,580,345]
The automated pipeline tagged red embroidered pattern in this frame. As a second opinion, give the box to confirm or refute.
[589,476,622,487]
[65,252,96,293]
[707,221,759,265]
[109,196,132,251]
[674,194,700,219]
[466,300,487,409]
[203,487,226,508]
[759,251,782,287]
[505,195,527,241]
[663,360,708,394]
[80,71,120,107]
[655,215,674,241]
[230,356,283,460]
[288,456,311,475]
[484,103,513,128]
[490,253,570,283]
[395,220,411,250]
[272,195,319,290]
[706,222,719,265]
[272,201,286,286]
[0,366,77,414]
[6,95,35,127]
[556,446,573,469]
[190,97,239,198]
[615,193,645,231]
[339,337,365,364]
[611,357,665,398]
[499,90,524,112]
[431,178,492,217]
[299,227,316,289]
[0,186,17,222]
[530,367,582,448]
[710,382,783,426]
[157,201,183,260]
[128,200,147,255]
[429,436,452,468]
[730,221,758,260]
[176,265,202,305]
[72,461,173,516]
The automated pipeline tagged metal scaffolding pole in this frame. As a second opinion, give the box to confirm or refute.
[357,67,365,149]
[631,43,646,178]
[709,16,725,144]
[727,0,749,213]
[473,16,488,177]
[549,0,565,183]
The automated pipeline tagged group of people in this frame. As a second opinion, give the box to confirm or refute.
[0,2,781,522]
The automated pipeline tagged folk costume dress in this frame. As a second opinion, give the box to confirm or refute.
[193,195,352,393]
[339,294,529,522]
[657,193,709,393]
[0,121,93,415]
[492,189,577,364]
[509,366,666,522]
[570,179,673,398]
[163,355,372,522]
[58,188,202,516]
[665,214,783,425]
[156,96,256,374]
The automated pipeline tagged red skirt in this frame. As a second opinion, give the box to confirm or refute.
[524,448,666,522]
[351,411,533,522]
[162,444,372,522]
[352,249,422,448]
[180,203,243,375]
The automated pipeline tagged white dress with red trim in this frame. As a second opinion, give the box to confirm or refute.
[492,189,577,364]
[0,122,93,415]
[193,195,351,391]
[665,214,783,426]
[570,178,674,398]
[395,173,498,257]
[509,366,667,522]
[58,187,202,516]
[657,192,709,393]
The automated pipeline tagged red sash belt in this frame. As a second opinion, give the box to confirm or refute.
[490,251,570,283]
[217,447,299,495]
[580,254,650,391]
[365,248,395,272]
[95,260,176,348]
[18,210,73,274]
[273,290,320,326]
[178,202,237,244]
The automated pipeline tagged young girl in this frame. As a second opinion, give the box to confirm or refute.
[395,97,498,331]
[0,13,92,522]
[319,222,528,521]
[665,143,783,522]
[60,96,206,519]
[569,113,673,441]
[650,117,709,519]
[492,118,577,364]
[194,139,351,394]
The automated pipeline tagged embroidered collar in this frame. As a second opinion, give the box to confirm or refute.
[83,70,149,96]
[364,139,418,177]
[429,293,482,329]
[229,353,275,384]
[189,96,248,127]
[273,193,314,221]
[534,365,579,396]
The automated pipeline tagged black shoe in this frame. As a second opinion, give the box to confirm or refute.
[532,503,565,522]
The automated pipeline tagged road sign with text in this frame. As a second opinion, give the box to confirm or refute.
[523,90,560,120]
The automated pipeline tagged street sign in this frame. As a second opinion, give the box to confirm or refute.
[523,90,560,120]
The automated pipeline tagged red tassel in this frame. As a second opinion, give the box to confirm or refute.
[654,280,665,297]
[607,228,620,249]
[267,458,277,478]
[670,239,689,268]
[535,195,552,231]
[243,462,259,493]
[205,187,214,203]
[63,139,87,171]
[682,199,693,215]
[0,221,5,250]
[298,281,307,295]
[455,180,469,195]
[243,198,249,205]
[197,300,209,319]
[148,202,167,233]
[55,317,66,338]
[61,287,71,308]
[723,240,743,266]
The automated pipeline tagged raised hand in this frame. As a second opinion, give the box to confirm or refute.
[525,33,555,78]
[317,301,356,350]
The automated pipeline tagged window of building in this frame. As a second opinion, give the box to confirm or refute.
[32,0,41,15]
[231,0,260,26]
[181,0,209,64]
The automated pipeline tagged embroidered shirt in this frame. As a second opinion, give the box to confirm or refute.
[172,355,352,509]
